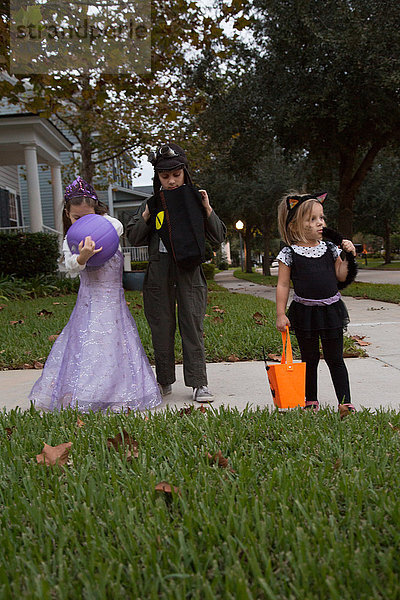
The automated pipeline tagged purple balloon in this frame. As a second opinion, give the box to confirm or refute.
[67,214,120,266]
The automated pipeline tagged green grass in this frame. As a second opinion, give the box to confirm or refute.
[0,284,290,369]
[0,281,363,370]
[1,406,400,599]
[356,258,400,270]
[233,270,400,304]
[341,282,400,304]
[234,270,278,287]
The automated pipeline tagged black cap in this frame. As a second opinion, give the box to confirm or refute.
[148,143,189,171]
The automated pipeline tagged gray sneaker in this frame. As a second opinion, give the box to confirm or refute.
[159,383,172,396]
[193,386,214,402]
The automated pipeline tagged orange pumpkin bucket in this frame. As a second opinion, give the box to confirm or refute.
[265,326,306,409]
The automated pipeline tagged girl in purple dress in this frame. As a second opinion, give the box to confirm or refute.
[29,177,162,413]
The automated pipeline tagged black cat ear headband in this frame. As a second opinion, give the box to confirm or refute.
[286,193,327,228]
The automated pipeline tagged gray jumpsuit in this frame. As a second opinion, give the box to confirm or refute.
[127,198,226,388]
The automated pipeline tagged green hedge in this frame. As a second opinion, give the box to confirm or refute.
[130,261,149,271]
[0,233,59,278]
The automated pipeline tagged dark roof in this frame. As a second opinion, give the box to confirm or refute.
[0,112,73,145]
[133,185,153,195]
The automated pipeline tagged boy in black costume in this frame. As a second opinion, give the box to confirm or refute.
[127,143,226,401]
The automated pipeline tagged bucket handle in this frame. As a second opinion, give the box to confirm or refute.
[281,325,294,369]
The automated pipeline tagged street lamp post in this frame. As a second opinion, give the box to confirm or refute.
[235,220,244,271]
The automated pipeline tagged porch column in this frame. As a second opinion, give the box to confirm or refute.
[24,145,43,233]
[107,183,115,216]
[51,164,63,234]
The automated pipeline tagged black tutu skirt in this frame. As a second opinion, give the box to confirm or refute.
[288,299,350,339]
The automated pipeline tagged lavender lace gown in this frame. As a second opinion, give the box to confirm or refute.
[30,251,162,412]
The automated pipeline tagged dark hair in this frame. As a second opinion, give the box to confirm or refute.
[63,195,108,235]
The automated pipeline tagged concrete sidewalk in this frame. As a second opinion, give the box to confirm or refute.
[1,271,399,413]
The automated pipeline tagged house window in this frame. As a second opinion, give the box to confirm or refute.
[8,192,18,226]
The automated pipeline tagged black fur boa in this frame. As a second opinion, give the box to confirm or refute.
[322,227,358,290]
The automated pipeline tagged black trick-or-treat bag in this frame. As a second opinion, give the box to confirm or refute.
[149,184,206,270]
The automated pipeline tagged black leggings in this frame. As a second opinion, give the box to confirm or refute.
[295,330,351,404]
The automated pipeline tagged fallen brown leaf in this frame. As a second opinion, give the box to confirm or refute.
[23,363,34,369]
[179,405,193,417]
[212,306,225,314]
[252,312,266,324]
[76,417,85,428]
[213,316,224,324]
[155,481,181,495]
[388,422,400,433]
[107,430,138,459]
[227,354,240,362]
[10,320,24,325]
[37,309,53,317]
[267,353,281,362]
[132,303,142,310]
[333,458,342,471]
[48,334,59,342]
[350,335,371,346]
[33,361,44,369]
[198,405,207,413]
[0,305,6,310]
[207,451,235,473]
[52,302,60,305]
[36,442,72,466]
[5,426,15,439]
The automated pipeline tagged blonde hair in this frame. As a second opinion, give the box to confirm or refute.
[278,192,322,245]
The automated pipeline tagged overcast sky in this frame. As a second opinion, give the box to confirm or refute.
[132,154,153,186]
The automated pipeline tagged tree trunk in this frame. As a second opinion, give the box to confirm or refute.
[337,141,389,239]
[244,227,252,273]
[81,128,94,184]
[337,188,355,239]
[80,75,95,184]
[384,219,391,264]
[262,224,271,276]
[337,148,356,239]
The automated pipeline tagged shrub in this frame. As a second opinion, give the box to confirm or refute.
[202,263,215,280]
[0,273,80,299]
[218,260,229,270]
[0,232,59,278]
[130,261,149,271]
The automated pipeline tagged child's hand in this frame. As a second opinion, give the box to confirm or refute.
[198,189,212,217]
[142,203,150,222]
[342,239,356,256]
[77,236,102,265]
[276,314,290,332]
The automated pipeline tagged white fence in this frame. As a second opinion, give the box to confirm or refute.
[0,226,29,233]
[122,246,149,262]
